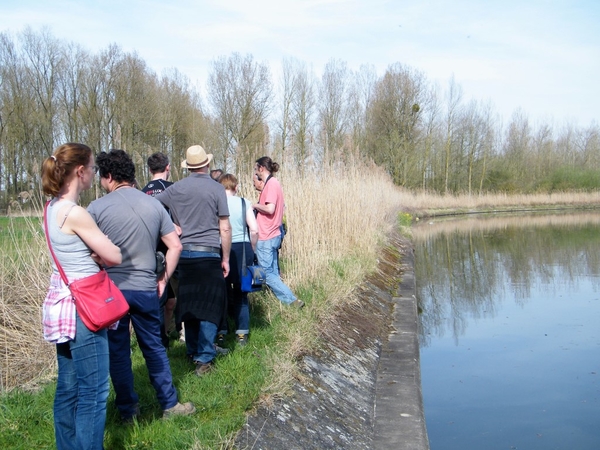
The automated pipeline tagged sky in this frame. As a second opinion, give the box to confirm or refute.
[1,0,599,127]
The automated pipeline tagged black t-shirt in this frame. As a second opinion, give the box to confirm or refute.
[142,178,173,197]
[141,178,174,252]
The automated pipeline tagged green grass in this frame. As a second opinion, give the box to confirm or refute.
[0,216,43,253]
[0,297,278,449]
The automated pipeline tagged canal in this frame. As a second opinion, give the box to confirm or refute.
[414,212,600,450]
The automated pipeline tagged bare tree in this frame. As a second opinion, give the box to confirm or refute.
[347,64,377,152]
[317,58,349,163]
[208,53,272,171]
[365,63,427,186]
[443,75,463,193]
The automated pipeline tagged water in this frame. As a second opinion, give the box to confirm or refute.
[414,213,600,450]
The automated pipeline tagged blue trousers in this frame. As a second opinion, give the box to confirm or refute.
[108,290,178,418]
[186,320,218,364]
[256,235,296,304]
[54,314,109,450]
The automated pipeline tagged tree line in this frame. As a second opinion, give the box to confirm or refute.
[1,28,599,210]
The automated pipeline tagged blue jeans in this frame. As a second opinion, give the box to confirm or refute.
[219,294,250,336]
[256,236,296,305]
[54,314,109,450]
[108,290,178,418]
[185,320,217,364]
[232,295,250,334]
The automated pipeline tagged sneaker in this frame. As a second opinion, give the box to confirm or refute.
[195,361,213,376]
[214,344,230,355]
[290,299,305,309]
[216,334,225,347]
[162,401,196,418]
[237,334,248,346]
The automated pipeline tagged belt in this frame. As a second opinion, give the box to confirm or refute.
[182,244,221,254]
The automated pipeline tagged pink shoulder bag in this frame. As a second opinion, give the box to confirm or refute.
[43,201,129,332]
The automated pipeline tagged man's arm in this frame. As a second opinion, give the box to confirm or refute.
[246,204,259,251]
[219,216,232,278]
[253,202,275,215]
[158,230,182,296]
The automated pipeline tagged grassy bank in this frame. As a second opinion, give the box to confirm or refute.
[1,158,404,449]
[2,162,600,448]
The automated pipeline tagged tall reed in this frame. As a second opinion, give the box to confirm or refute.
[0,213,54,390]
[3,157,600,392]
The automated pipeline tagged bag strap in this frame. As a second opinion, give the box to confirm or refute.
[241,197,248,275]
[257,174,272,206]
[43,200,72,287]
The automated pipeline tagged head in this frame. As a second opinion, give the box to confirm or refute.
[219,173,238,192]
[147,152,170,176]
[96,149,136,190]
[210,168,223,181]
[42,143,96,197]
[254,156,279,179]
[181,145,213,173]
[252,172,264,192]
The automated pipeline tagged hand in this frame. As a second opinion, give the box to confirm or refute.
[90,252,103,265]
[157,279,167,297]
[221,261,230,278]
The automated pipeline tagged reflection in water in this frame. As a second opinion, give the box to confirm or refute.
[414,212,600,450]
[414,212,600,347]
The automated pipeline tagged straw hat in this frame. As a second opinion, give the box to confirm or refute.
[181,145,213,169]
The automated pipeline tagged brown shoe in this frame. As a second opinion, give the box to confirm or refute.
[162,401,196,418]
[195,361,213,376]
[290,300,305,309]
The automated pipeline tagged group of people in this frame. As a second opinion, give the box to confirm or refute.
[41,142,300,449]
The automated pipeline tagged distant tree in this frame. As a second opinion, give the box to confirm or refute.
[207,53,272,171]
[443,75,463,193]
[317,59,349,163]
[365,63,427,186]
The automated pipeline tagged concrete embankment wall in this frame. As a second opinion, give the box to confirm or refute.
[235,232,429,450]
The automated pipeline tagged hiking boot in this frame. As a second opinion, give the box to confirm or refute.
[237,334,248,346]
[195,361,213,376]
[162,401,196,418]
[290,299,305,309]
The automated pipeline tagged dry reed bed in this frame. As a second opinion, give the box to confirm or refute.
[4,162,600,392]
[1,217,54,390]
[400,191,600,214]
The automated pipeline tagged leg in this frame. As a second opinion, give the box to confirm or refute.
[54,343,78,450]
[185,319,199,358]
[195,321,217,364]
[108,313,139,420]
[58,314,110,450]
[127,290,179,411]
[71,316,109,449]
[256,237,297,304]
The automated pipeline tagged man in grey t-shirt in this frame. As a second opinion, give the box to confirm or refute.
[88,149,194,420]
[156,145,231,376]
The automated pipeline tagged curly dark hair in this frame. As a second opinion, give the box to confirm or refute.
[96,149,136,183]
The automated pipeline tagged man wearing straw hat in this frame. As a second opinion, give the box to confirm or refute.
[156,145,231,376]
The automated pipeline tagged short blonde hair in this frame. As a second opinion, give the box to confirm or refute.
[219,173,238,191]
